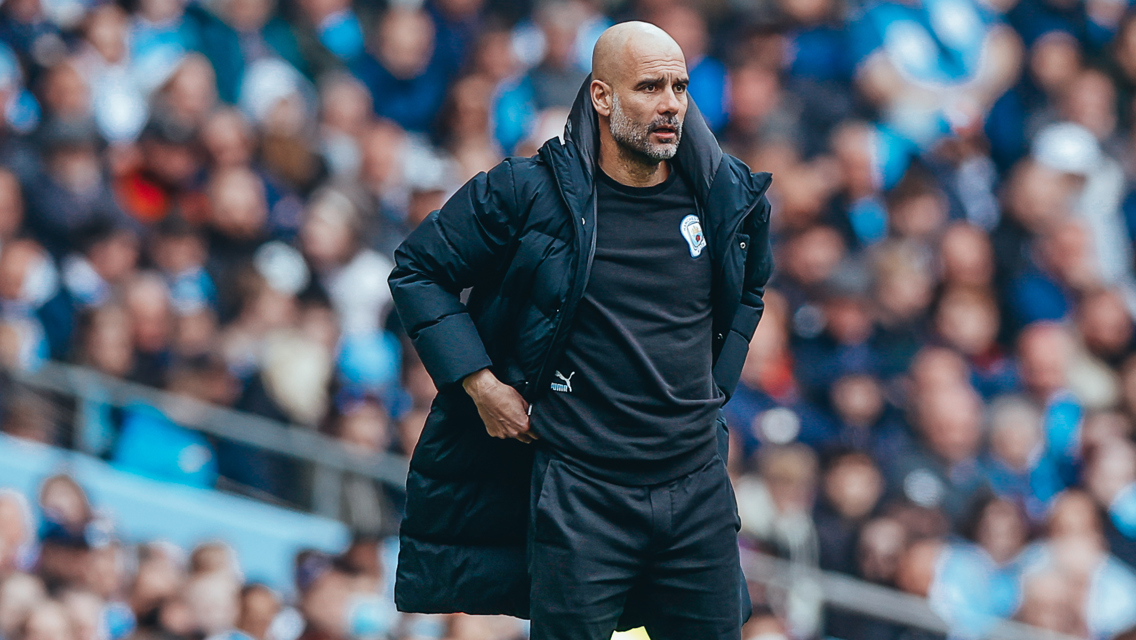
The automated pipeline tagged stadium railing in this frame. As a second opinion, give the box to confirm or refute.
[12,360,410,517]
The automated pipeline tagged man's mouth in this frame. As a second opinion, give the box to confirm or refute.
[652,124,677,140]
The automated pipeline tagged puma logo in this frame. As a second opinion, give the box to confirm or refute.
[550,371,575,393]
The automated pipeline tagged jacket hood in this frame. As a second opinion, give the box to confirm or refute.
[540,76,769,214]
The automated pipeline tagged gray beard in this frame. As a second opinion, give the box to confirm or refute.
[609,94,682,162]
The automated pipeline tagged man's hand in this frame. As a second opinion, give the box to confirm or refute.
[462,369,539,444]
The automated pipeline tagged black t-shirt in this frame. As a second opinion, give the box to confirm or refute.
[531,166,722,485]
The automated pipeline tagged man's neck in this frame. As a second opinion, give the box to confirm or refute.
[598,137,670,187]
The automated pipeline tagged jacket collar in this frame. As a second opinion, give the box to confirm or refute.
[539,76,767,216]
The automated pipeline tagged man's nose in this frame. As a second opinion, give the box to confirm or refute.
[659,87,683,114]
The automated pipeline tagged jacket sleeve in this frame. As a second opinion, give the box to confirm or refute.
[713,194,774,399]
[389,159,523,389]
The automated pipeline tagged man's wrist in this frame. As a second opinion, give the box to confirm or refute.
[462,368,493,397]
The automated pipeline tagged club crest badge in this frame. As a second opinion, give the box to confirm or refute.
[680,214,706,258]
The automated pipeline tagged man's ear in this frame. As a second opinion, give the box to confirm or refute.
[590,79,612,118]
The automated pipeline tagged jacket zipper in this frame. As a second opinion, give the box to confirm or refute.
[526,185,598,403]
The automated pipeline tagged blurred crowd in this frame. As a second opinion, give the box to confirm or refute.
[0,0,1135,636]
[0,474,536,640]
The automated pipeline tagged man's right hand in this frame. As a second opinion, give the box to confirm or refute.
[462,369,539,444]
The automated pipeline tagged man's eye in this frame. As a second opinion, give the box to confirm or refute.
[645,84,656,91]
[676,84,687,93]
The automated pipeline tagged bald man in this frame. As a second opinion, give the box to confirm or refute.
[390,22,773,639]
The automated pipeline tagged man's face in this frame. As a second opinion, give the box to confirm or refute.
[608,55,689,162]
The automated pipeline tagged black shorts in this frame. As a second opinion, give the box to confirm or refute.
[527,448,744,640]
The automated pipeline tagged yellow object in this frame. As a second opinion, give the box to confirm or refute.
[612,629,650,640]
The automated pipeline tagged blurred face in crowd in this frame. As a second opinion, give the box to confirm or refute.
[1004,161,1072,232]
[823,453,882,520]
[130,545,186,615]
[209,168,268,240]
[60,590,103,640]
[298,0,348,27]
[653,5,708,62]
[934,287,999,357]
[1040,219,1099,290]
[48,144,102,197]
[538,2,582,69]
[591,23,688,165]
[173,310,219,361]
[320,75,372,139]
[895,538,942,597]
[1063,68,1117,140]
[38,476,90,529]
[1085,438,1136,507]
[471,28,517,82]
[337,400,391,454]
[0,240,44,302]
[4,0,44,24]
[1017,322,1072,400]
[202,109,255,170]
[888,188,947,241]
[22,601,74,640]
[238,585,279,640]
[830,373,884,429]
[772,163,837,229]
[0,492,29,572]
[782,225,845,288]
[726,65,781,136]
[184,572,240,635]
[939,223,994,288]
[874,242,934,324]
[123,274,173,354]
[1017,570,1082,633]
[759,445,818,514]
[84,5,127,64]
[222,0,274,33]
[408,188,445,229]
[190,542,238,578]
[1030,32,1082,98]
[300,568,351,637]
[819,296,870,351]
[40,63,89,120]
[1079,289,1133,360]
[778,0,834,24]
[1048,490,1102,541]
[83,544,125,600]
[832,122,877,199]
[402,354,436,410]
[988,396,1042,472]
[975,499,1028,565]
[138,0,184,24]
[916,384,984,464]
[0,574,46,638]
[0,170,23,241]
[398,408,428,457]
[160,55,218,127]
[81,305,133,377]
[1081,411,1133,454]
[376,9,435,80]
[86,230,139,284]
[151,229,206,276]
[301,191,358,269]
[740,290,788,389]
[359,121,405,192]
[445,76,496,143]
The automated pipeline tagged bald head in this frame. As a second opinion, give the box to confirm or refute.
[590,22,689,176]
[592,21,685,86]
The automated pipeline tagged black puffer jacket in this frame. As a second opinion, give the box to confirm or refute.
[388,78,774,621]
